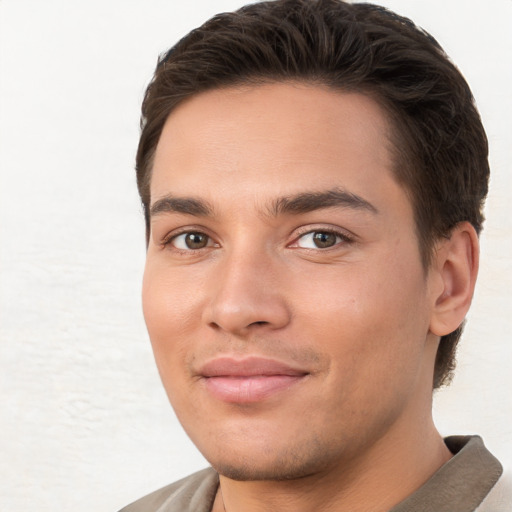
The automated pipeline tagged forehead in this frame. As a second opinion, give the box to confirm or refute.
[151,82,403,215]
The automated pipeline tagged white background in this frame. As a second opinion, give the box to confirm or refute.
[0,1,511,511]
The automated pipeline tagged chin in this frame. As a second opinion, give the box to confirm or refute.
[204,438,338,482]
[212,460,319,482]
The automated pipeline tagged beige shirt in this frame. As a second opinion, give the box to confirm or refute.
[119,436,506,512]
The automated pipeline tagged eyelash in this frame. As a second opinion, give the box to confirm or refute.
[290,227,355,250]
[161,228,216,252]
[161,225,354,254]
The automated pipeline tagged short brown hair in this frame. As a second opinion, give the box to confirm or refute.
[136,0,489,388]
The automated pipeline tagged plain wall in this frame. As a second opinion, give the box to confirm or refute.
[0,1,510,510]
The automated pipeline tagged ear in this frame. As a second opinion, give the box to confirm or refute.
[429,222,480,337]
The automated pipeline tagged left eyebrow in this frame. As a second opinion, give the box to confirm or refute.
[267,188,379,216]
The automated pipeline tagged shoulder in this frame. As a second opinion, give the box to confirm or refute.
[118,467,219,512]
[475,465,512,512]
[390,435,504,512]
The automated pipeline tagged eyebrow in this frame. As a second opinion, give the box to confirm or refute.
[150,195,214,217]
[268,188,379,216]
[149,187,378,219]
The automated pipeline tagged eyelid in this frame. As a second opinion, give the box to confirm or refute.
[289,225,356,249]
[157,224,355,251]
[160,226,219,250]
[172,233,215,250]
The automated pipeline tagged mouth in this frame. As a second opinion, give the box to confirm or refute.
[198,356,309,403]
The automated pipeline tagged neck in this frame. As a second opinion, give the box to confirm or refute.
[213,416,451,512]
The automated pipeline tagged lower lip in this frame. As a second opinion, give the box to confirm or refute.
[203,375,305,403]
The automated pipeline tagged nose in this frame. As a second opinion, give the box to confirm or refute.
[202,249,291,336]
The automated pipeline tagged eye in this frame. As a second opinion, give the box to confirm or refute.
[170,232,213,250]
[295,230,346,249]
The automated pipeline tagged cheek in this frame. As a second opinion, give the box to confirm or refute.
[299,264,430,440]
[296,252,429,378]
[142,265,171,343]
[141,262,198,382]
[142,256,204,330]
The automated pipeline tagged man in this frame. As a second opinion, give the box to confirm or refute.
[120,0,508,510]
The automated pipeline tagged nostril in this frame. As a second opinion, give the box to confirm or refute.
[203,295,291,334]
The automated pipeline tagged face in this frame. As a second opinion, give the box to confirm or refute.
[143,83,440,481]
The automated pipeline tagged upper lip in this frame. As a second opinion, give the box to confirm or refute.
[198,356,309,378]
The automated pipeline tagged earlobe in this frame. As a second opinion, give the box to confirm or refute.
[429,222,479,337]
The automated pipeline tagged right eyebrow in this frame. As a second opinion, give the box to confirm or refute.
[150,195,214,217]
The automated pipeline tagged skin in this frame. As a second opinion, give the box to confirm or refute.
[143,83,478,512]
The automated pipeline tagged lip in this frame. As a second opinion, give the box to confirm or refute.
[198,356,309,403]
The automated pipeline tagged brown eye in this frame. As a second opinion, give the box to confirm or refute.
[171,232,211,250]
[296,231,342,249]
[185,233,208,249]
[312,232,337,248]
